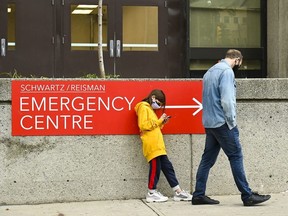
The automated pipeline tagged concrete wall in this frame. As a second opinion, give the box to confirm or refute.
[0,78,288,205]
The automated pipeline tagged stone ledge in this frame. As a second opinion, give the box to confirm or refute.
[236,78,288,99]
[1,78,288,101]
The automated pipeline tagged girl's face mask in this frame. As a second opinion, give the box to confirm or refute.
[151,98,162,109]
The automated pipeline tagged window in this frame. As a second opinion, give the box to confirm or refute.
[70,4,108,51]
[189,0,266,78]
[122,6,158,51]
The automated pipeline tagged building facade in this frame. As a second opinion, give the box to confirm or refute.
[0,0,287,78]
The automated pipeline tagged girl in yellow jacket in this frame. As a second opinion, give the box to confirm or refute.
[134,89,192,203]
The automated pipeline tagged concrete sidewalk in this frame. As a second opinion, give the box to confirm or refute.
[0,192,287,216]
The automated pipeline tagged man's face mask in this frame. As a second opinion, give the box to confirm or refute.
[233,59,241,73]
[233,64,241,73]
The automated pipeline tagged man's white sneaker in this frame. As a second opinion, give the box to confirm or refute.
[146,191,169,203]
[173,190,192,201]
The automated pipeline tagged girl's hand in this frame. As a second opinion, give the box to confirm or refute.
[163,119,168,124]
[160,114,171,124]
[160,113,167,122]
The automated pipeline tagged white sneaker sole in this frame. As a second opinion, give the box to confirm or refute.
[146,197,169,203]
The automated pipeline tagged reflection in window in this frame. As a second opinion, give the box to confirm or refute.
[123,6,158,51]
[189,0,261,48]
[8,4,16,50]
[190,60,261,72]
[71,5,107,51]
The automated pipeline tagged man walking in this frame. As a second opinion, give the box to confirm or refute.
[192,49,271,206]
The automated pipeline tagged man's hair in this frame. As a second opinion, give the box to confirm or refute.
[225,49,243,60]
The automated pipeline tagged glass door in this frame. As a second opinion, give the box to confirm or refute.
[114,0,168,78]
[62,0,168,78]
[0,0,55,78]
[62,0,114,77]
[0,0,170,78]
[0,0,15,76]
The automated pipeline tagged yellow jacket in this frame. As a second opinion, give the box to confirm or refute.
[134,101,167,162]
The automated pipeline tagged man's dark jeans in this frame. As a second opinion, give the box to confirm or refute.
[193,124,252,201]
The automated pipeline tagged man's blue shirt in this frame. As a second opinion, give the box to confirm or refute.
[202,59,237,130]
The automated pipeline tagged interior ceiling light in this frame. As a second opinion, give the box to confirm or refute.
[77,5,98,9]
[72,5,98,14]
[72,9,93,14]
[7,8,12,13]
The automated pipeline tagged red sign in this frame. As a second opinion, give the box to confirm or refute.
[12,80,204,136]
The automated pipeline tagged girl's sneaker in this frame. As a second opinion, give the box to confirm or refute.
[146,191,169,203]
[173,190,192,201]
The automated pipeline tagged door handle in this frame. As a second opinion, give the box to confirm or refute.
[109,40,114,57]
[1,38,6,57]
[116,40,121,57]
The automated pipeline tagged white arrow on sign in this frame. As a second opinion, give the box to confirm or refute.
[165,98,202,116]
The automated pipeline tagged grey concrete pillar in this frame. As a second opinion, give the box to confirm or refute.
[267,0,288,78]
